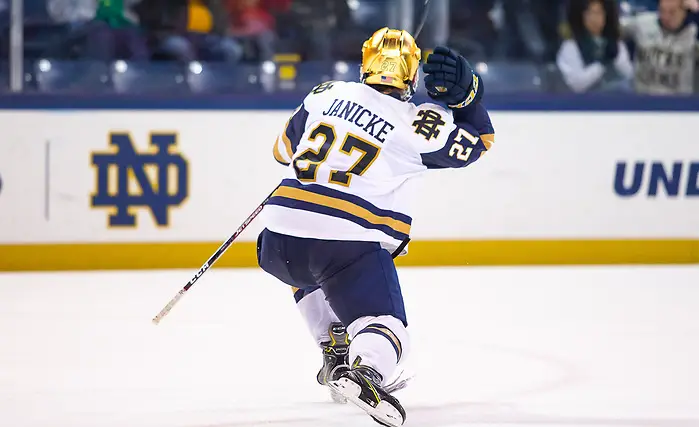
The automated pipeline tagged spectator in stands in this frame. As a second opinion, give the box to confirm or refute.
[187,0,244,62]
[47,0,96,25]
[134,0,190,61]
[502,0,564,61]
[135,0,242,62]
[622,0,698,94]
[448,0,496,60]
[87,0,149,60]
[44,0,148,60]
[225,0,276,61]
[270,0,361,61]
[557,0,633,92]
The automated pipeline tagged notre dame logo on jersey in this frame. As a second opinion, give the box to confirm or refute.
[311,81,336,94]
[412,110,446,141]
[91,133,189,227]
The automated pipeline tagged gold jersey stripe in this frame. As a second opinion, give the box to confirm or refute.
[281,119,294,159]
[273,137,289,164]
[273,186,411,235]
[281,104,305,159]
[481,133,495,150]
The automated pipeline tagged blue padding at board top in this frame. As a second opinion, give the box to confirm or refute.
[0,93,698,111]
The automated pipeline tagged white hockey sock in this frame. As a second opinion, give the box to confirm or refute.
[347,315,409,385]
[295,287,341,346]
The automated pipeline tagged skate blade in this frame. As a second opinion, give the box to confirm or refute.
[329,387,347,404]
[328,378,404,427]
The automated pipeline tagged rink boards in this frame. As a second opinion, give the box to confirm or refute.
[0,109,697,270]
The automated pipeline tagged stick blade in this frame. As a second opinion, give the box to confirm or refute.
[151,290,185,325]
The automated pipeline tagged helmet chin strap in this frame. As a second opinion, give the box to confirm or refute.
[402,69,419,101]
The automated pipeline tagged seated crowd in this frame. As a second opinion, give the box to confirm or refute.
[0,0,697,95]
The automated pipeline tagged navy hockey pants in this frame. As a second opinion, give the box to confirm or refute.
[256,228,407,327]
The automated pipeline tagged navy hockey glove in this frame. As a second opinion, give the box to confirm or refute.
[423,46,482,109]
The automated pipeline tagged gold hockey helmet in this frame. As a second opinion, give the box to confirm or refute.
[361,27,421,101]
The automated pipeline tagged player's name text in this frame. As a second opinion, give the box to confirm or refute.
[322,98,396,143]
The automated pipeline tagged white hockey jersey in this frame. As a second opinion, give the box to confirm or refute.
[265,80,494,252]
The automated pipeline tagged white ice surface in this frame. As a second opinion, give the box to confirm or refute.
[0,266,698,427]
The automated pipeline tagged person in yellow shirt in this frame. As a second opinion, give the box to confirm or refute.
[188,0,244,62]
[135,0,242,62]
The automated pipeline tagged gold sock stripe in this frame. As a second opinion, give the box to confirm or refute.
[365,325,402,361]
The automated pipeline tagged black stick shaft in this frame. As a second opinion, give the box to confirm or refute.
[414,0,431,38]
[391,238,410,259]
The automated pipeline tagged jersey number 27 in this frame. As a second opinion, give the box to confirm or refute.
[293,122,381,187]
[449,128,480,162]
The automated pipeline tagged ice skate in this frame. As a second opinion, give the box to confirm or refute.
[327,359,406,427]
[317,322,350,403]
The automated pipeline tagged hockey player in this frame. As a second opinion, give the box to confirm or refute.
[257,27,494,426]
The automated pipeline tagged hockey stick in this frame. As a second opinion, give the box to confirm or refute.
[390,238,410,259]
[152,181,408,324]
[413,0,432,38]
[151,184,280,325]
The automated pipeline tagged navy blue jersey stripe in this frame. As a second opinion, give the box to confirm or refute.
[284,105,309,153]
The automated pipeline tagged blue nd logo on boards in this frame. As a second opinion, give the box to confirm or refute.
[91,132,189,227]
[614,161,699,198]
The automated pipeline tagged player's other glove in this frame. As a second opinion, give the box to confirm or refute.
[423,46,483,109]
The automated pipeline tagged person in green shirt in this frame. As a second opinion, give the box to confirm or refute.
[95,0,137,29]
[43,0,148,60]
[86,0,149,60]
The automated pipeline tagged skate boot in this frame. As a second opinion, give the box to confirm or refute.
[317,322,350,403]
[327,358,406,427]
